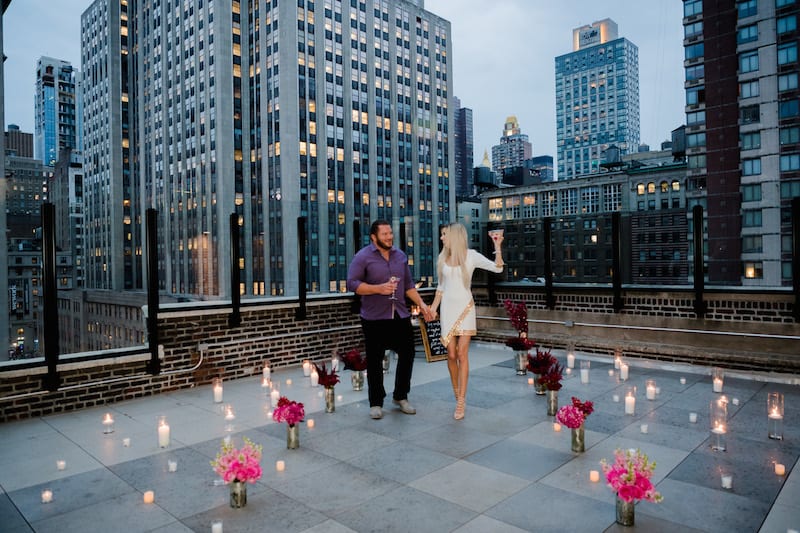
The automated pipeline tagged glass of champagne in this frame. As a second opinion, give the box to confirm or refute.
[389,276,400,300]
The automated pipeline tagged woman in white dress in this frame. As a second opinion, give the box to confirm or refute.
[430,223,504,420]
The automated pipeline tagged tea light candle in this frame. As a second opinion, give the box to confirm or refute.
[769,409,783,421]
[212,521,223,533]
[224,405,236,421]
[157,417,170,448]
[285,378,293,385]
[261,377,270,389]
[213,382,223,403]
[680,377,686,385]
[307,419,315,428]
[337,394,343,401]
[608,369,615,377]
[689,412,698,423]
[262,363,271,380]
[565,368,572,376]
[612,394,620,403]
[589,470,600,483]
[566,353,575,369]
[310,370,319,387]
[276,460,285,472]
[619,364,629,381]
[624,394,635,415]
[775,463,786,476]
[56,460,66,471]
[711,423,726,435]
[143,490,155,504]
[123,437,131,447]
[41,489,53,503]
[721,474,732,489]
[527,377,534,385]
[640,423,649,434]
[102,413,115,434]
[302,360,311,376]
[553,422,562,432]
[168,460,177,472]
[732,398,739,406]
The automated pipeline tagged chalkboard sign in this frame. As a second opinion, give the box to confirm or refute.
[420,319,448,362]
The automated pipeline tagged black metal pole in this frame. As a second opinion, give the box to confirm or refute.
[145,208,161,375]
[351,219,361,314]
[229,213,241,328]
[41,203,60,391]
[544,217,555,309]
[399,221,407,253]
[612,212,624,312]
[792,198,800,321]
[296,216,307,320]
[692,205,707,317]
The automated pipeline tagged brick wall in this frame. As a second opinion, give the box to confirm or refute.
[1,287,798,422]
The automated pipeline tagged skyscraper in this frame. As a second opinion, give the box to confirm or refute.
[555,19,640,180]
[80,0,454,298]
[491,115,532,175]
[453,96,473,197]
[682,0,800,286]
[35,57,80,167]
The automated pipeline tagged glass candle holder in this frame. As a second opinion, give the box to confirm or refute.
[646,379,656,400]
[710,399,727,451]
[102,413,115,434]
[712,367,724,393]
[767,392,784,440]
[619,362,629,381]
[566,344,576,369]
[580,360,590,384]
[624,387,636,415]
[262,361,271,380]
[157,415,170,448]
[212,377,224,403]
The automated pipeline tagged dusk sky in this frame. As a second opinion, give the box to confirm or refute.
[3,1,685,176]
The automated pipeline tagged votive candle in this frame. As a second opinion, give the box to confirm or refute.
[640,424,649,434]
[168,460,177,472]
[775,463,786,476]
[157,416,170,448]
[553,422,562,432]
[619,363,629,381]
[589,470,600,483]
[212,521,223,533]
[276,460,285,472]
[212,377,223,403]
[143,490,155,504]
[102,413,115,434]
[307,419,315,428]
[310,370,319,387]
[285,378,293,386]
[302,360,311,376]
[721,474,733,489]
[41,489,53,503]
[646,380,656,400]
[624,393,635,415]
[566,353,575,369]
[56,460,66,471]
[680,377,686,385]
[262,362,271,380]
[123,437,131,447]
[527,377,534,385]
[612,394,620,403]
[689,412,698,423]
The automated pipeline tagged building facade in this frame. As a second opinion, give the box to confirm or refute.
[491,115,532,175]
[35,57,80,167]
[683,0,800,286]
[453,96,473,197]
[5,124,33,157]
[555,19,640,180]
[482,149,687,285]
[80,0,454,299]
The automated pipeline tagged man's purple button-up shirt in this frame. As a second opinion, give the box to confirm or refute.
[347,243,415,320]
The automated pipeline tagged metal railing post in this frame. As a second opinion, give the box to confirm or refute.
[692,205,707,317]
[229,213,241,328]
[41,203,60,391]
[296,216,307,320]
[612,212,624,312]
[145,208,161,375]
[544,217,555,309]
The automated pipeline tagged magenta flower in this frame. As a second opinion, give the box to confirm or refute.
[600,448,663,504]
[210,436,263,484]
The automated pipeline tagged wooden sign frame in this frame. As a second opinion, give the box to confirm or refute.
[419,319,448,362]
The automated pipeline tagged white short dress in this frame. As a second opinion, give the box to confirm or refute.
[437,249,503,347]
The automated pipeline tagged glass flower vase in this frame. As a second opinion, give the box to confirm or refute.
[535,376,546,395]
[571,424,585,453]
[287,424,299,449]
[615,496,635,526]
[515,351,528,375]
[325,386,335,413]
[351,370,365,391]
[230,480,247,508]
[546,390,558,416]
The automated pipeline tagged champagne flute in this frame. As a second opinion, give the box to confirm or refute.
[389,276,400,301]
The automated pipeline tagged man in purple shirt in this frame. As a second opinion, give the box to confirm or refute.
[347,220,432,419]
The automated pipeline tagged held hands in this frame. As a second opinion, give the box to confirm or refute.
[421,306,436,322]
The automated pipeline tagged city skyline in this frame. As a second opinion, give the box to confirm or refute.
[4,1,685,177]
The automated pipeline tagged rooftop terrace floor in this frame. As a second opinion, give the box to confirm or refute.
[1,343,799,532]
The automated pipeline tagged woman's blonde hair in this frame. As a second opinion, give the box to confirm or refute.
[437,223,470,287]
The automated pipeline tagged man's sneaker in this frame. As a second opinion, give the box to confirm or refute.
[370,406,383,419]
[392,399,416,415]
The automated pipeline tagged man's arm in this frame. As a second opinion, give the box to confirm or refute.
[405,288,433,321]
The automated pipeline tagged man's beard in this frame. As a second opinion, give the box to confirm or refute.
[375,238,393,251]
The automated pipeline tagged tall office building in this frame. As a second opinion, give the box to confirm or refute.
[80,0,454,298]
[555,19,640,180]
[5,124,33,157]
[453,96,473,197]
[35,57,80,167]
[491,116,532,174]
[682,0,800,286]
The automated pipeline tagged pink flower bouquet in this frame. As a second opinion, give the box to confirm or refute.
[272,396,305,427]
[555,396,594,429]
[211,436,263,484]
[601,448,663,504]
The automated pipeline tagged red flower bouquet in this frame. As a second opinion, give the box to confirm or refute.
[527,348,555,375]
[313,362,340,388]
[538,360,564,391]
[503,299,529,336]
[555,396,594,429]
[340,348,368,371]
[505,336,536,351]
